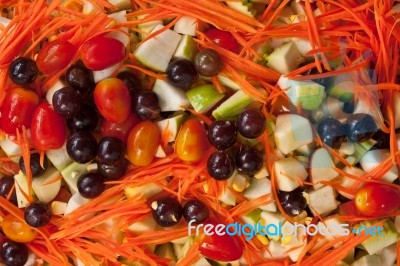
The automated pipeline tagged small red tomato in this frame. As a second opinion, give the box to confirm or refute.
[94,78,131,123]
[36,39,75,74]
[31,102,66,150]
[127,121,161,166]
[198,219,243,262]
[101,112,141,143]
[0,87,39,134]
[204,28,240,54]
[355,183,400,217]
[175,118,208,162]
[80,36,125,70]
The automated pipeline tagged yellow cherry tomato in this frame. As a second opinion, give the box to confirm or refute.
[2,214,37,243]
[175,118,208,162]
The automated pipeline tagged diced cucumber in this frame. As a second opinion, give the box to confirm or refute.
[326,73,355,102]
[359,149,398,183]
[276,6,294,24]
[134,25,181,72]
[243,177,276,211]
[360,220,398,255]
[277,75,324,111]
[274,157,308,192]
[14,171,30,208]
[155,112,185,143]
[186,85,225,113]
[61,162,90,195]
[351,255,381,266]
[173,35,196,61]
[32,167,61,203]
[351,139,376,165]
[0,138,21,163]
[226,1,254,17]
[153,79,190,112]
[310,148,339,189]
[46,143,73,171]
[267,41,304,75]
[308,186,338,216]
[212,90,254,119]
[173,16,198,36]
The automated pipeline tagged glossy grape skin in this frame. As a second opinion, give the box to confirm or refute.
[317,117,346,148]
[97,159,127,181]
[345,113,377,142]
[8,57,38,85]
[97,137,125,164]
[116,71,142,93]
[207,151,235,180]
[66,131,98,163]
[151,197,183,227]
[77,172,105,199]
[65,63,95,94]
[1,240,28,266]
[235,146,262,175]
[183,200,209,223]
[131,90,161,120]
[278,188,307,216]
[207,120,237,150]
[194,49,223,77]
[373,130,390,149]
[166,59,198,89]
[237,109,265,139]
[24,203,51,228]
[52,87,81,118]
[19,153,48,177]
[66,104,98,132]
[0,176,18,206]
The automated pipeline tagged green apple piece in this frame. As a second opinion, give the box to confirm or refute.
[361,220,398,255]
[240,208,262,224]
[0,138,21,163]
[65,192,91,215]
[336,166,364,199]
[380,243,397,266]
[326,73,355,102]
[128,215,157,235]
[310,148,339,189]
[173,16,198,36]
[274,114,314,154]
[260,211,286,238]
[134,25,181,72]
[61,162,90,195]
[217,75,241,90]
[274,157,308,192]
[32,167,61,204]
[351,139,376,165]
[360,149,398,183]
[281,221,307,262]
[267,41,304,75]
[308,186,338,216]
[244,177,276,211]
[212,89,254,119]
[137,15,163,40]
[186,85,225,114]
[107,11,129,47]
[218,175,236,206]
[226,1,254,17]
[277,75,324,111]
[45,80,66,104]
[352,255,381,266]
[124,181,165,199]
[108,0,132,10]
[153,79,190,111]
[292,37,312,56]
[154,243,176,265]
[173,35,196,61]
[93,63,120,83]
[14,171,30,208]
[264,240,288,260]
[46,143,73,171]
[155,112,185,143]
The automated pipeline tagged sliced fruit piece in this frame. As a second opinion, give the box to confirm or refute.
[0,138,21,163]
[173,35,196,61]
[274,114,313,154]
[46,143,73,171]
[351,255,381,266]
[155,112,185,143]
[153,79,190,112]
[173,16,198,36]
[308,186,338,216]
[108,0,132,10]
[14,171,30,208]
[61,162,90,195]
[218,175,236,206]
[267,41,304,75]
[281,221,307,262]
[263,240,288,260]
[359,149,398,183]
[292,38,312,56]
[134,25,181,72]
[212,89,254,119]
[155,243,177,265]
[380,243,397,266]
[336,166,364,199]
[107,11,129,47]
[137,15,163,40]
[127,215,157,235]
[326,73,355,102]
[65,192,91,215]
[32,167,61,203]
[226,1,254,17]
[124,182,165,199]
[274,157,308,192]
[243,177,276,211]
[260,211,286,239]
[93,63,120,83]
[310,148,339,189]
[186,85,225,113]
[360,220,398,255]
[240,209,262,225]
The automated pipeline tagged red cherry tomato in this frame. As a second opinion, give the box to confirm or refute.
[127,121,161,166]
[94,78,132,123]
[204,28,241,54]
[36,39,75,74]
[80,36,125,70]
[31,102,66,150]
[0,88,39,134]
[175,118,208,162]
[354,183,400,217]
[198,219,243,262]
[100,112,141,143]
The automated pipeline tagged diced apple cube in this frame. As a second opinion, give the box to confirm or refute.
[174,16,198,36]
[308,186,338,216]
[274,157,308,192]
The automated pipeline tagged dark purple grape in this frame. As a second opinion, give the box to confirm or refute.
[52,87,81,118]
[278,188,307,216]
[151,197,183,227]
[317,117,346,148]
[117,71,142,93]
[19,153,48,177]
[97,158,127,180]
[8,57,38,86]
[183,200,209,223]
[207,120,237,150]
[207,151,235,180]
[77,172,105,198]
[345,113,377,142]
[373,130,390,149]
[0,176,17,206]
[237,109,265,139]
[131,90,160,120]
[1,240,28,266]
[97,137,125,164]
[235,146,262,175]
[66,131,98,163]
[194,49,222,77]
[166,59,198,89]
[66,104,98,132]
[24,203,51,228]
[65,62,95,94]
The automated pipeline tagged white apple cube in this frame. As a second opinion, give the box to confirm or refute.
[336,166,364,199]
[274,157,308,192]
[267,41,304,75]
[174,16,198,36]
[360,149,398,183]
[310,148,339,189]
[32,167,61,203]
[153,79,190,112]
[243,177,276,211]
[308,186,338,216]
